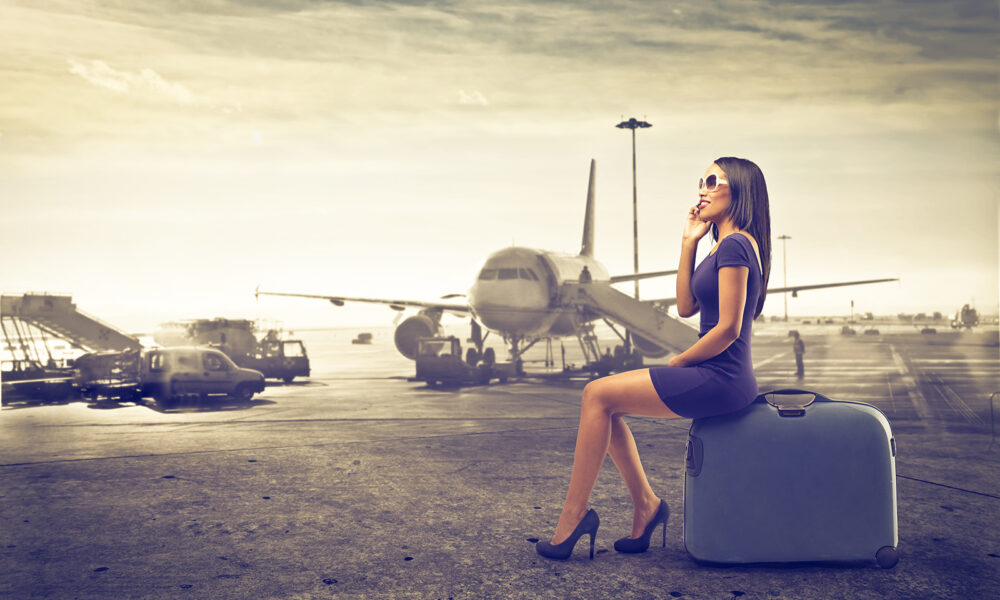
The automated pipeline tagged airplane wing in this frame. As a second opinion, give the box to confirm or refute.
[255,290,470,314]
[766,278,898,296]
[646,278,899,309]
[609,269,678,284]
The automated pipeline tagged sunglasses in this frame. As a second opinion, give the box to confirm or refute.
[698,174,728,192]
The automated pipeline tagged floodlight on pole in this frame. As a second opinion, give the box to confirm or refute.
[615,117,652,301]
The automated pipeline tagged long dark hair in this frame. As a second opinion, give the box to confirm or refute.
[711,156,771,318]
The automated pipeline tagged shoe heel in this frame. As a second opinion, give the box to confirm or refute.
[661,520,666,547]
[589,531,595,560]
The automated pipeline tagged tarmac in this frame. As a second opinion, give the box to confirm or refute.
[1,327,999,599]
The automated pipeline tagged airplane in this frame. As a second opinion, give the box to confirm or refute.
[257,160,898,370]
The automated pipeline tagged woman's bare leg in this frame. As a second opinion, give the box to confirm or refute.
[608,416,666,538]
[549,369,680,544]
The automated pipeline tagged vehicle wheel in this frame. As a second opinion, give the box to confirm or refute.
[230,384,254,403]
[283,376,295,384]
[466,348,480,366]
[876,546,899,569]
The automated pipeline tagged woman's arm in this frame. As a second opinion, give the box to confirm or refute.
[669,265,749,367]
[676,204,712,317]
[674,239,699,317]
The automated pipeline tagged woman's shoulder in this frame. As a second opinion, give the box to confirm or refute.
[717,232,762,272]
[721,231,757,249]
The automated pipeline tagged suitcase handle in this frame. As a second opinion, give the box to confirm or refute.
[755,389,833,417]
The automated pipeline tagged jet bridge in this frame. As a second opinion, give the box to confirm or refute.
[559,282,699,357]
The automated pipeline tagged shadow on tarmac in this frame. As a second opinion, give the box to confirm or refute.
[141,397,278,414]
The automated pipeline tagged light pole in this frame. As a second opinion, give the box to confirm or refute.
[778,234,791,321]
[616,117,652,301]
[616,117,651,355]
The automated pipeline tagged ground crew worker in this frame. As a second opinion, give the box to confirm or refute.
[792,331,805,378]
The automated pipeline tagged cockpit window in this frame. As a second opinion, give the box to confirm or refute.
[482,267,540,282]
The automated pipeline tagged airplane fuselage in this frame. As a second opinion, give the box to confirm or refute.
[467,246,610,339]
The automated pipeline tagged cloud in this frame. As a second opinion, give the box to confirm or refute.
[67,59,197,104]
[458,89,489,106]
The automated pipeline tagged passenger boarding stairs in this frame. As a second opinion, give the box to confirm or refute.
[1,294,140,352]
[559,282,699,356]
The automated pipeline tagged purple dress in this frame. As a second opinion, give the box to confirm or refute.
[648,233,763,419]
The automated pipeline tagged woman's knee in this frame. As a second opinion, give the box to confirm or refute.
[581,380,605,412]
[581,378,622,416]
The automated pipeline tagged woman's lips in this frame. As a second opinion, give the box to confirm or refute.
[697,200,710,209]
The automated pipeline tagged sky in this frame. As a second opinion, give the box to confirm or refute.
[1,0,997,333]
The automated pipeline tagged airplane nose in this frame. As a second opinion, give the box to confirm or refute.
[469,280,550,333]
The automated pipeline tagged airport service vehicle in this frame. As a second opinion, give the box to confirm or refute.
[154,319,309,383]
[72,347,265,406]
[414,336,515,386]
[951,305,979,329]
[74,349,143,402]
[352,332,373,344]
[141,347,265,407]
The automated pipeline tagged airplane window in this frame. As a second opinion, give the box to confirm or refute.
[478,269,497,280]
[519,268,539,281]
[498,268,518,280]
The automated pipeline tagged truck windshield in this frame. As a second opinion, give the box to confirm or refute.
[283,342,304,357]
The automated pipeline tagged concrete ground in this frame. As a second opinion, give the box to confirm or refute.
[1,329,999,599]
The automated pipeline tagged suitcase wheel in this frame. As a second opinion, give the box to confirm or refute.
[876,546,899,569]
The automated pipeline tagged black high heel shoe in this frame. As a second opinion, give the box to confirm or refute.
[613,499,669,554]
[536,509,600,560]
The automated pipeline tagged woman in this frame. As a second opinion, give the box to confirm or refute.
[536,156,772,560]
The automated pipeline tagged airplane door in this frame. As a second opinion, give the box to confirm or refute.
[536,254,559,307]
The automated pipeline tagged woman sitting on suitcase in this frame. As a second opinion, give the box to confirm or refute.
[536,156,771,560]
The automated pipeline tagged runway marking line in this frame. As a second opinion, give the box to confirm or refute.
[889,344,934,424]
[753,351,789,369]
[886,372,897,415]
[911,359,999,364]
[924,372,985,425]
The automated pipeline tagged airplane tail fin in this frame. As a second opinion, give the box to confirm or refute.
[580,159,596,257]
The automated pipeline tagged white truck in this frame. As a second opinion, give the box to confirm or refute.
[76,347,266,408]
[141,347,265,407]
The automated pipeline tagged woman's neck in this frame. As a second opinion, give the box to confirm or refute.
[716,219,742,239]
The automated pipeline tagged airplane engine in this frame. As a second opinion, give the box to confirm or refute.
[394,313,441,360]
[630,332,670,358]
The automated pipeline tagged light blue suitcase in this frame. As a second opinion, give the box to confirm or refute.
[683,389,899,568]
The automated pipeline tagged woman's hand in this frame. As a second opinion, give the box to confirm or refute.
[682,203,712,244]
[667,354,686,368]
